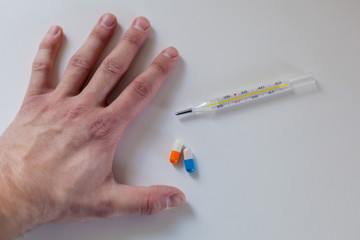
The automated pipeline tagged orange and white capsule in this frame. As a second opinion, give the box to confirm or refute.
[170,140,183,164]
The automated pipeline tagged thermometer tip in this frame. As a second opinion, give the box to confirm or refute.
[175,108,192,116]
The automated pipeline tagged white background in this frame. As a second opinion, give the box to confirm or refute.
[0,0,359,239]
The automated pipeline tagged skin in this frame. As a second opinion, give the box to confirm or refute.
[0,13,185,239]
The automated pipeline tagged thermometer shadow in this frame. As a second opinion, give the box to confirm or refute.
[178,111,217,122]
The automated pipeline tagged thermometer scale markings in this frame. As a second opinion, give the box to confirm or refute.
[206,83,289,107]
[175,73,316,116]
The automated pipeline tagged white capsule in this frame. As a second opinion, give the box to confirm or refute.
[184,148,193,160]
[172,140,183,152]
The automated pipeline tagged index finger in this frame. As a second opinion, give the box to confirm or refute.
[108,47,179,123]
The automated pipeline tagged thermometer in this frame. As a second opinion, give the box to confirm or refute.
[175,73,317,116]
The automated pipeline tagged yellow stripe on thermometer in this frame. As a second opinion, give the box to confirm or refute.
[176,73,316,116]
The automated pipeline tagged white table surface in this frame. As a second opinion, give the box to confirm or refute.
[1,0,360,239]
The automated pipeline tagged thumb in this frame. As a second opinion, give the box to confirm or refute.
[110,184,186,215]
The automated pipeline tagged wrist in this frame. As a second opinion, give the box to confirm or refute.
[0,132,59,239]
[0,175,40,239]
[0,146,49,240]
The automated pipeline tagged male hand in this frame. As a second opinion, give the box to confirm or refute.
[0,13,185,239]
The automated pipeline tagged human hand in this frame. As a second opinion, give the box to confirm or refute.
[0,13,185,239]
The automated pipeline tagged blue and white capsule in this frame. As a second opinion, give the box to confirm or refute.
[183,148,195,173]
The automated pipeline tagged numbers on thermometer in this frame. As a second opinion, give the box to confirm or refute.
[207,80,291,111]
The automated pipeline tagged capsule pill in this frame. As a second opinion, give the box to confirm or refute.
[170,140,183,164]
[183,148,195,173]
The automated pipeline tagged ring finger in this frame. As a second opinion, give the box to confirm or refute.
[55,13,117,96]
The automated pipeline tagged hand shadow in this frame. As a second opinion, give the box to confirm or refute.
[25,203,194,240]
[108,27,191,238]
[111,27,186,184]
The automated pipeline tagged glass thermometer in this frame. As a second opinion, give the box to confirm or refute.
[175,73,317,115]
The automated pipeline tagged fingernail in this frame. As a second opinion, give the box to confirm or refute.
[100,14,116,27]
[163,47,179,58]
[47,25,60,35]
[166,193,185,209]
[134,17,150,31]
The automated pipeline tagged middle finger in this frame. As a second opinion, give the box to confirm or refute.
[83,17,151,104]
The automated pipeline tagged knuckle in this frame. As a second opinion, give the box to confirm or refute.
[61,103,87,122]
[123,31,143,46]
[102,59,125,75]
[32,61,52,72]
[39,40,56,50]
[94,200,115,218]
[87,112,116,140]
[21,94,49,113]
[90,28,109,42]
[133,80,151,99]
[69,202,82,215]
[69,55,92,71]
[141,195,159,215]
[152,60,169,74]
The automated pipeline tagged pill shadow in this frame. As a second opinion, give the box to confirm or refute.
[189,154,199,180]
[172,147,199,179]
[173,151,184,171]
